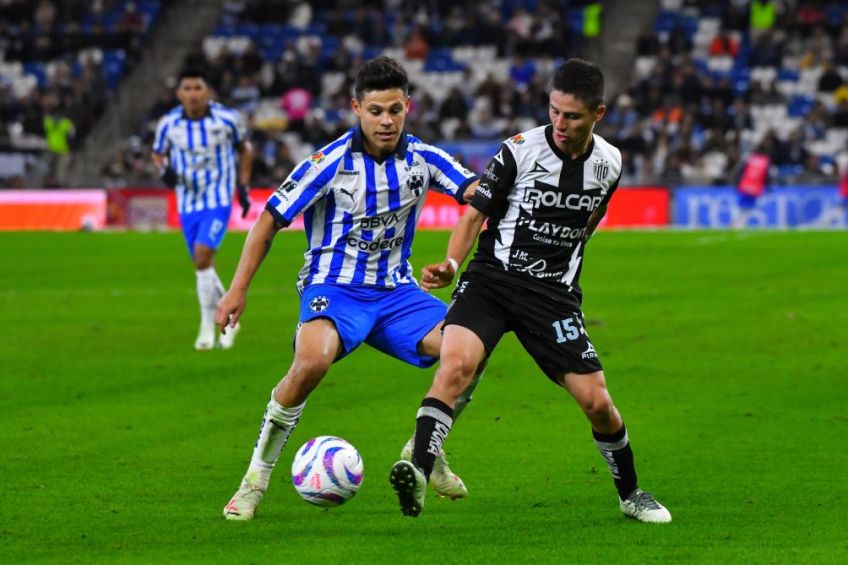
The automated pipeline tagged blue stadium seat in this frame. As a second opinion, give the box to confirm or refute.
[788,95,814,117]
[778,69,800,82]
[23,62,48,88]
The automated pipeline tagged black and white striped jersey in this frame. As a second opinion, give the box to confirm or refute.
[467,125,622,305]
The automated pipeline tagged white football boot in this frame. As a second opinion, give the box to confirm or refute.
[619,489,672,523]
[401,437,467,499]
[217,322,240,350]
[389,460,427,517]
[223,477,265,521]
[194,325,216,351]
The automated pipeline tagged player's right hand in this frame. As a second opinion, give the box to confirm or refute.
[420,259,456,291]
[216,289,246,334]
[160,166,179,188]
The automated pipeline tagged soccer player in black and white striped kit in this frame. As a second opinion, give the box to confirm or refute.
[390,59,671,523]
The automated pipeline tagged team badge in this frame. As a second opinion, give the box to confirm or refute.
[310,151,325,166]
[309,296,330,312]
[407,173,425,197]
[509,134,525,145]
[593,160,609,182]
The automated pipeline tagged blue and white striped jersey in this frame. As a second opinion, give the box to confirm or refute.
[152,101,247,214]
[266,127,477,290]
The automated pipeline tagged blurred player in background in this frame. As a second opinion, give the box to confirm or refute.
[823,149,848,227]
[390,59,672,524]
[731,143,771,229]
[152,69,253,350]
[217,56,483,521]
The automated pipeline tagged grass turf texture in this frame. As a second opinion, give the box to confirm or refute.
[1,230,846,564]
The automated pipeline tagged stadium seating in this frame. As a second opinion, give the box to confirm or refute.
[0,0,164,186]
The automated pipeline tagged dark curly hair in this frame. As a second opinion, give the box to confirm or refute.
[354,56,409,100]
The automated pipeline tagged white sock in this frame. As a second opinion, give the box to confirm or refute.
[212,269,226,299]
[245,391,306,490]
[195,267,220,329]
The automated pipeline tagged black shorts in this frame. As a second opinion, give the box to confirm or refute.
[445,272,603,383]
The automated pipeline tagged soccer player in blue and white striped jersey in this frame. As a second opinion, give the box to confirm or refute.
[151,69,253,351]
[217,57,484,520]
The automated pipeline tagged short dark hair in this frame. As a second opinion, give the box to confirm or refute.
[178,68,208,85]
[354,56,408,100]
[549,58,605,109]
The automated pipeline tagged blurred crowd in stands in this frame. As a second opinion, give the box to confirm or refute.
[2,0,847,190]
[601,0,848,187]
[0,0,160,187]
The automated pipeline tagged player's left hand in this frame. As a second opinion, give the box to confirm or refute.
[420,259,456,291]
[236,183,251,218]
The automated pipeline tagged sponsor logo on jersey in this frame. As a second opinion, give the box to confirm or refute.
[524,186,603,211]
[517,216,588,240]
[593,160,609,182]
[514,257,565,279]
[360,212,400,229]
[347,235,404,251]
[482,165,499,182]
[310,151,325,165]
[309,296,330,312]
[274,180,298,201]
[338,169,359,176]
[508,134,525,145]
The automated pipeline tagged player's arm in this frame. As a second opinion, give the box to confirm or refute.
[151,151,165,170]
[421,205,487,290]
[461,179,480,203]
[216,210,283,332]
[236,141,253,186]
[586,171,621,241]
[234,140,254,217]
[151,151,179,188]
[421,143,515,289]
[585,204,607,240]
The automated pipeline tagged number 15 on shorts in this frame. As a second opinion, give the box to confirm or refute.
[552,317,581,343]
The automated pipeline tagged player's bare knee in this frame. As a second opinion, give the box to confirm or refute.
[581,389,614,423]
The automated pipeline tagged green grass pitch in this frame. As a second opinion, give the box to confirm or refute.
[1,230,846,564]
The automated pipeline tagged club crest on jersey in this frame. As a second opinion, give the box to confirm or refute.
[407,173,425,197]
[593,160,609,182]
[508,134,525,145]
[310,151,325,166]
[309,296,330,312]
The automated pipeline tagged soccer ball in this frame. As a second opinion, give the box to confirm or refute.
[291,436,364,507]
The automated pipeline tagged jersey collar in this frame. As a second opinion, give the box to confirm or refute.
[181,104,212,121]
[544,125,594,162]
[350,127,409,161]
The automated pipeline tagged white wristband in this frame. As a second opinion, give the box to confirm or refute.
[446,258,459,272]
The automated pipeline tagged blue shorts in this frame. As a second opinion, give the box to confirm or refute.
[298,283,447,368]
[180,206,232,257]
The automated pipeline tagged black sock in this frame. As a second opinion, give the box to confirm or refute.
[412,397,454,479]
[593,425,638,500]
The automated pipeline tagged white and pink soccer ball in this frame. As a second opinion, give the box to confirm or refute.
[291,436,363,507]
